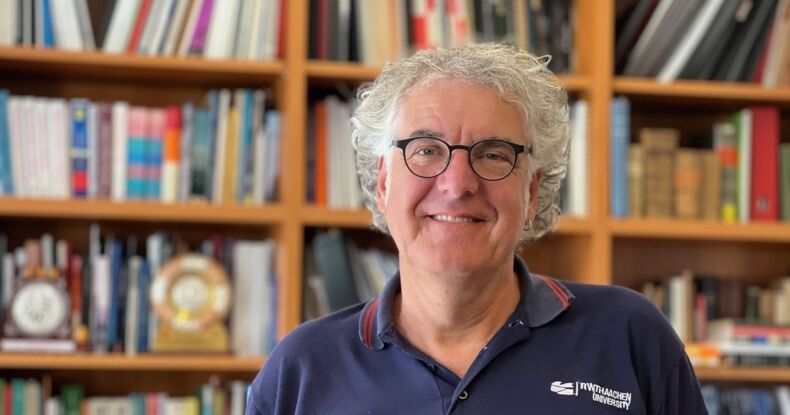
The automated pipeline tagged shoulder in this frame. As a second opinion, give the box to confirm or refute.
[247,304,366,414]
[563,281,670,327]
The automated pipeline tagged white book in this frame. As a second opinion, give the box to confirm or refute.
[256,0,279,60]
[112,102,130,201]
[0,337,76,352]
[21,0,32,45]
[162,0,192,56]
[146,0,177,55]
[567,100,588,218]
[245,0,263,59]
[176,0,203,56]
[233,0,255,59]
[43,100,60,197]
[91,254,111,353]
[212,89,231,203]
[736,108,751,223]
[669,270,693,343]
[73,0,96,49]
[229,381,246,415]
[0,0,17,46]
[103,0,143,53]
[231,242,251,355]
[86,103,99,198]
[253,0,270,59]
[124,256,141,356]
[248,240,274,355]
[204,0,240,59]
[138,0,167,54]
[30,98,47,197]
[49,99,71,198]
[656,0,725,83]
[623,0,675,76]
[355,0,371,64]
[51,0,85,50]
[44,397,61,415]
[7,97,24,196]
[35,0,44,47]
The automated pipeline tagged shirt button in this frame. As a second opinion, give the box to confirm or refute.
[459,391,469,400]
[508,319,525,328]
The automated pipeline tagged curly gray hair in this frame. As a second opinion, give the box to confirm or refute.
[351,43,570,243]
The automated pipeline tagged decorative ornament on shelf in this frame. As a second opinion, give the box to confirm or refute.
[2,240,75,353]
[150,254,231,353]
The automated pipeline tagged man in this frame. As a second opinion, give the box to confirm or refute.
[246,43,707,414]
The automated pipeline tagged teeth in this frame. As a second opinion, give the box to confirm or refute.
[433,215,475,223]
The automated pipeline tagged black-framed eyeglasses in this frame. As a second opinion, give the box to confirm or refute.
[391,136,532,181]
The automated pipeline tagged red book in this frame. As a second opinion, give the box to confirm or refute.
[277,0,285,58]
[749,106,779,221]
[127,0,153,53]
[317,0,328,59]
[411,0,429,50]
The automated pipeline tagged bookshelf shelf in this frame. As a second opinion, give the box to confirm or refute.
[0,47,285,86]
[695,366,790,383]
[613,77,790,104]
[609,218,790,243]
[0,353,264,372]
[305,60,593,92]
[301,206,373,228]
[0,198,287,225]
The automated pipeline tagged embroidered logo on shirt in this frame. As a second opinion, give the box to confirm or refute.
[550,380,632,411]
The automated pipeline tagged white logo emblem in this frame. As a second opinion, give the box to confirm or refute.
[550,380,633,411]
[550,381,577,396]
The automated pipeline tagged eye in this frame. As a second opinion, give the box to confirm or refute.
[415,146,440,156]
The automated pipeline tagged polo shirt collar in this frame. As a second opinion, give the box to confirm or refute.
[357,255,575,351]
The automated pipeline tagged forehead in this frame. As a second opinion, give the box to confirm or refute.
[396,79,525,142]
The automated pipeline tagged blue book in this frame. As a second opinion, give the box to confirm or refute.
[70,99,91,198]
[190,109,211,199]
[39,0,54,47]
[106,239,123,351]
[264,110,281,202]
[236,89,254,202]
[610,96,630,217]
[0,90,13,195]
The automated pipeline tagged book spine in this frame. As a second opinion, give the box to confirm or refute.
[70,99,90,198]
[161,106,181,202]
[147,109,165,201]
[127,107,147,200]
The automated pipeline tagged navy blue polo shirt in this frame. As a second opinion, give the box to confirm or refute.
[247,257,707,414]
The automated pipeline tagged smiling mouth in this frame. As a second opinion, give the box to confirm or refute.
[430,214,482,223]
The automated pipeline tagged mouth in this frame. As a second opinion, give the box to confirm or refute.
[429,214,483,223]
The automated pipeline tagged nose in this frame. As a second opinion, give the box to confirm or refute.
[436,150,479,197]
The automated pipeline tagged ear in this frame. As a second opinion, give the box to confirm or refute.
[526,169,542,221]
[376,155,388,213]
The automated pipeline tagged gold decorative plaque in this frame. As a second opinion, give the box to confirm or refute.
[150,254,231,353]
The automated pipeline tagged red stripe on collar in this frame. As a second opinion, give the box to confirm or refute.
[363,298,380,349]
[537,275,570,309]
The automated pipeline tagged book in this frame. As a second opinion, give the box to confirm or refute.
[70,99,90,198]
[713,121,738,223]
[712,0,778,82]
[640,128,679,218]
[103,0,143,53]
[656,0,725,82]
[312,230,359,312]
[677,0,742,80]
[610,96,630,217]
[567,99,588,217]
[674,149,703,219]
[161,106,181,202]
[748,106,779,221]
[781,144,790,221]
[732,109,752,223]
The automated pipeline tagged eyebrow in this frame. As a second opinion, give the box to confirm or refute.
[406,129,520,144]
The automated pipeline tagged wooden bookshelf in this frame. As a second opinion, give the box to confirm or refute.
[695,367,790,383]
[609,218,790,243]
[0,354,263,372]
[0,0,787,394]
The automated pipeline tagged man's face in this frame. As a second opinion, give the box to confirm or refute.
[377,78,538,276]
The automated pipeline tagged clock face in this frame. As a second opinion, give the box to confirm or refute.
[10,281,69,337]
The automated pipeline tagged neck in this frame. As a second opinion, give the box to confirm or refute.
[394,257,520,376]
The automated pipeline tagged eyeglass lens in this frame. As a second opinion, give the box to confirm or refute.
[403,137,518,180]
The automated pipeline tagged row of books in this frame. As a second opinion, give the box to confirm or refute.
[0,0,284,61]
[0,89,282,205]
[616,0,790,86]
[0,227,277,357]
[310,0,575,73]
[643,272,790,343]
[303,229,398,321]
[610,99,790,222]
[701,384,790,415]
[306,95,362,209]
[0,378,251,415]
